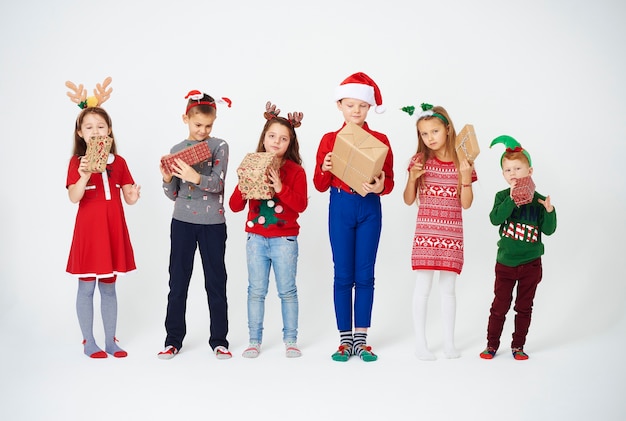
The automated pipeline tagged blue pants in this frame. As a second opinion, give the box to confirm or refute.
[328,187,382,331]
[165,219,229,351]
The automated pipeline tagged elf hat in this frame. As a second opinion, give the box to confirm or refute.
[490,135,532,167]
[335,72,385,113]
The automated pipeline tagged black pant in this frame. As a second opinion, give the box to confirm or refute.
[164,219,229,351]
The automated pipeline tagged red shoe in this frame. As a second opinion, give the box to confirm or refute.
[158,345,178,360]
[83,340,107,359]
[480,347,496,359]
[512,348,529,360]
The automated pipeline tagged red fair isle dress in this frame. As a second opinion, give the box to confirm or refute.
[411,157,477,274]
[66,154,136,278]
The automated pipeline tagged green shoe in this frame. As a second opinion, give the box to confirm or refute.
[357,345,378,362]
[331,344,352,362]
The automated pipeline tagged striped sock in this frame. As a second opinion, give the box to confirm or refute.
[339,330,353,353]
[353,331,367,357]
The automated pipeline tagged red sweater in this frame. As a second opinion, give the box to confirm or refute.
[313,122,394,195]
[229,159,308,237]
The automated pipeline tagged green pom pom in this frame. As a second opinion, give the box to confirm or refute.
[401,106,415,116]
[420,103,433,111]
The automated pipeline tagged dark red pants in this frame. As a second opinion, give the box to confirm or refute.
[486,258,542,350]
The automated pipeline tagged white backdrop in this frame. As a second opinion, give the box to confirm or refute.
[1,1,625,420]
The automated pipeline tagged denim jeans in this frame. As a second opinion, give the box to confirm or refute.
[246,233,299,343]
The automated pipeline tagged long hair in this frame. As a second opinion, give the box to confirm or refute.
[72,107,117,156]
[256,117,302,165]
[414,105,461,192]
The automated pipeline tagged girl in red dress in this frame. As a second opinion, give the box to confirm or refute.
[65,78,140,358]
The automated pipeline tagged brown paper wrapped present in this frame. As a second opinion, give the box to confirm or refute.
[512,175,535,206]
[161,141,212,173]
[85,135,113,173]
[330,122,389,197]
[455,124,480,163]
[236,152,280,200]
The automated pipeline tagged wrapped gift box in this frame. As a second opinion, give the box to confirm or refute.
[330,122,389,197]
[85,135,113,173]
[512,175,535,206]
[161,141,212,173]
[236,152,280,200]
[455,124,480,163]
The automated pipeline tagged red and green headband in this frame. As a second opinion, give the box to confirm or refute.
[490,135,532,167]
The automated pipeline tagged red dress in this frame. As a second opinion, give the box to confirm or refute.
[66,154,136,278]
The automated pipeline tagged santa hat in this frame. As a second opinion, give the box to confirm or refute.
[335,72,385,113]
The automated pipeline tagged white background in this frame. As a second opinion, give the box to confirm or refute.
[1,0,625,420]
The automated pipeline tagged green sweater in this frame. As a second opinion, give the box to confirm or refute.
[489,188,557,267]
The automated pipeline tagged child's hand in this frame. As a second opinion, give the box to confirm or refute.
[171,158,201,184]
[123,183,141,205]
[459,159,474,184]
[538,195,554,212]
[407,161,425,182]
[78,156,92,178]
[321,152,333,172]
[363,171,385,194]
[267,167,283,194]
[159,158,173,183]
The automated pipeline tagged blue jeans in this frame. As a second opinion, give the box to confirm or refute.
[246,233,299,343]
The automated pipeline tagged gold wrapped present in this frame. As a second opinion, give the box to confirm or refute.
[85,135,113,173]
[455,124,480,163]
[330,122,389,197]
[236,152,280,200]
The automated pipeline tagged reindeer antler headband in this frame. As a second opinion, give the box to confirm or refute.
[66,76,113,109]
[185,90,232,114]
[263,101,303,128]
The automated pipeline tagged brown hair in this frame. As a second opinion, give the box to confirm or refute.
[502,150,531,167]
[72,107,117,156]
[186,93,217,117]
[413,105,462,192]
[256,117,302,165]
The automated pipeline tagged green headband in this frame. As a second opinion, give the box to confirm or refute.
[401,103,449,125]
[489,135,532,167]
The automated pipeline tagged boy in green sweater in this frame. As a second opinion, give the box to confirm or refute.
[480,136,557,360]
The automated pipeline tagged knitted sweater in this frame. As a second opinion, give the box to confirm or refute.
[489,188,557,267]
[229,159,307,237]
[162,137,229,225]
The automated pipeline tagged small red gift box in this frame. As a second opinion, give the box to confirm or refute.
[85,135,113,173]
[236,152,280,200]
[161,141,212,173]
[512,176,535,206]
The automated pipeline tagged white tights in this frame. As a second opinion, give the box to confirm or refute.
[412,270,460,360]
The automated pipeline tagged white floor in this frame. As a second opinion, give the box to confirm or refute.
[1,283,623,421]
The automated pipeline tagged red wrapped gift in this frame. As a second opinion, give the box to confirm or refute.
[236,152,280,200]
[512,176,535,206]
[85,135,113,173]
[161,141,212,173]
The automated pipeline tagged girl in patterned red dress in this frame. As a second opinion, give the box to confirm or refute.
[65,78,141,358]
[402,103,476,360]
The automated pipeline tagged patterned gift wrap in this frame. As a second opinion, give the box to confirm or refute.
[161,141,212,173]
[85,135,113,173]
[236,152,279,200]
[455,124,480,163]
[512,175,535,206]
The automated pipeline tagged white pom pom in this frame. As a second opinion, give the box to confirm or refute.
[375,105,386,114]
